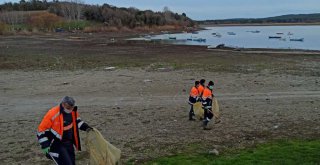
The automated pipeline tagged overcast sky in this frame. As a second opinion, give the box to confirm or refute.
[1,0,319,20]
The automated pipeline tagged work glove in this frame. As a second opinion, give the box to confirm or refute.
[86,126,93,132]
[42,147,50,154]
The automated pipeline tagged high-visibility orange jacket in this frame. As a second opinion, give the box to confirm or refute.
[189,86,199,98]
[37,104,89,151]
[202,87,213,100]
[198,85,205,96]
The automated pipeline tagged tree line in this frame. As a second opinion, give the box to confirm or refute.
[0,0,195,29]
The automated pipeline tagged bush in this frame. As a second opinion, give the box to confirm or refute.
[27,12,62,31]
[0,22,9,35]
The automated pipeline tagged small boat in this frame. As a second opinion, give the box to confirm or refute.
[276,32,284,35]
[193,38,206,42]
[290,38,304,42]
[269,36,281,39]
[227,32,236,35]
[251,30,260,33]
[212,33,222,37]
[191,31,199,34]
[169,37,176,40]
[287,32,294,35]
[144,35,151,39]
[187,38,192,41]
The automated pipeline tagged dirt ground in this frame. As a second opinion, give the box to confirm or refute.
[0,33,320,164]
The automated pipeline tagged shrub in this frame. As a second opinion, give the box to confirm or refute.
[0,22,9,35]
[27,12,62,31]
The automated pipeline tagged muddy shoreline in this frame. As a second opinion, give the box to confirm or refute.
[0,33,319,164]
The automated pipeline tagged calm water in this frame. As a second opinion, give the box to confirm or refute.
[149,26,320,50]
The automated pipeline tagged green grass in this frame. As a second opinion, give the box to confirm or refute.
[143,140,320,165]
[58,20,91,30]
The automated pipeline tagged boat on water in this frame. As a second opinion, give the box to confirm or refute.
[276,32,284,35]
[212,33,222,37]
[288,32,294,35]
[227,32,236,35]
[193,38,206,42]
[247,30,260,33]
[187,38,193,41]
[290,38,304,42]
[169,37,177,40]
[191,31,199,34]
[144,35,152,39]
[269,36,282,39]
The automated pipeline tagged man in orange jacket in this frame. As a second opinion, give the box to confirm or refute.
[188,81,200,120]
[201,81,214,130]
[198,79,206,98]
[37,96,92,165]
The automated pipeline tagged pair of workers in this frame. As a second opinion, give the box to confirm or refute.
[188,79,218,130]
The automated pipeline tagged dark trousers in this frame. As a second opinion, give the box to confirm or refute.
[188,96,197,119]
[202,98,213,126]
[49,140,75,165]
[204,109,213,121]
[202,109,213,126]
[189,104,194,119]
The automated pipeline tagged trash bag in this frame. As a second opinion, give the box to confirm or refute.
[85,128,121,165]
[193,102,204,120]
[193,98,220,120]
[212,97,220,119]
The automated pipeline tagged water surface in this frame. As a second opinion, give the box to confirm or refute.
[149,26,320,50]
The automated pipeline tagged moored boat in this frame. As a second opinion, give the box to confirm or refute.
[193,38,206,42]
[290,38,304,42]
[269,36,281,39]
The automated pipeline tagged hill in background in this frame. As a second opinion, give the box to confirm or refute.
[199,13,320,25]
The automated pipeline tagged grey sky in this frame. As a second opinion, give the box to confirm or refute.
[1,0,319,20]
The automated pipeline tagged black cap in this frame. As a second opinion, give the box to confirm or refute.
[200,79,206,85]
[208,81,214,86]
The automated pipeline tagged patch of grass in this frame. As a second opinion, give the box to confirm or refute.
[58,20,91,31]
[144,140,320,165]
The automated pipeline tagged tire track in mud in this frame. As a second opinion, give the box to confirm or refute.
[1,90,319,114]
